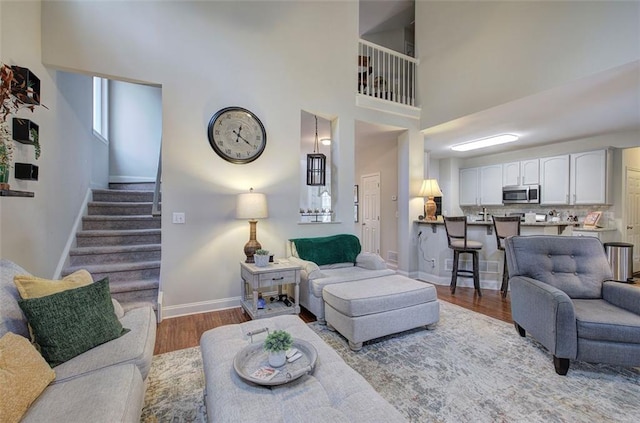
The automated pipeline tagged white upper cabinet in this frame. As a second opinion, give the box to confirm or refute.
[459,167,479,206]
[540,149,610,205]
[521,159,540,185]
[570,149,609,205]
[459,165,503,206]
[479,164,503,205]
[503,159,539,186]
[540,155,570,205]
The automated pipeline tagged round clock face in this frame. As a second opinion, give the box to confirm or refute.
[207,107,267,164]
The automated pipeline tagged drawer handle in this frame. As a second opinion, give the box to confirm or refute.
[272,276,284,281]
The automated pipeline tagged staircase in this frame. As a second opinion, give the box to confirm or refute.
[62,183,160,311]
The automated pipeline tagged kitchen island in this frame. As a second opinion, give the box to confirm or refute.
[414,220,618,292]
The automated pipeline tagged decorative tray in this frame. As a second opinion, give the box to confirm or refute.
[233,332,317,387]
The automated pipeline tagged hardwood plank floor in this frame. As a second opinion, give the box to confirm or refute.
[153,286,512,355]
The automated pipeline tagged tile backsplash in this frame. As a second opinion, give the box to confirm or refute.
[460,204,613,226]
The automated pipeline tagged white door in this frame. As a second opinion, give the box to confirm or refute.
[361,173,380,255]
[625,167,640,272]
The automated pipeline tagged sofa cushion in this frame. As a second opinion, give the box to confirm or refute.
[0,259,31,338]
[323,275,437,317]
[14,269,93,299]
[0,332,56,423]
[18,278,129,367]
[290,234,361,266]
[573,299,640,344]
[51,305,156,382]
[21,364,144,423]
[308,267,395,298]
[506,236,612,299]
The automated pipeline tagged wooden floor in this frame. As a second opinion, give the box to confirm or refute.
[153,285,512,355]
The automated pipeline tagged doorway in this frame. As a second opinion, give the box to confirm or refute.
[360,173,380,254]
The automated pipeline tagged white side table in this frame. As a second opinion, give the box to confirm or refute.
[240,261,301,320]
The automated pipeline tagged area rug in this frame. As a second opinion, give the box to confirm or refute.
[141,302,640,422]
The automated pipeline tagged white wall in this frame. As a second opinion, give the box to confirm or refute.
[416,1,640,128]
[0,1,97,277]
[109,80,162,183]
[39,0,424,316]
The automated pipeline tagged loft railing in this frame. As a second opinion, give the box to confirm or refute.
[357,39,418,107]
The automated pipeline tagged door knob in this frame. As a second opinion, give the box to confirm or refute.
[627,225,634,230]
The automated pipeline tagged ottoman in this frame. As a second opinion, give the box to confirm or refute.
[199,315,406,422]
[323,275,439,351]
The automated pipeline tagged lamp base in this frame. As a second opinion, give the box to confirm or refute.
[425,198,437,221]
[244,220,262,263]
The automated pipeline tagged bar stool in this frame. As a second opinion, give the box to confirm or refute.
[492,216,521,298]
[443,216,483,296]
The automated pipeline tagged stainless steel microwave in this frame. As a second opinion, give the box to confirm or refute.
[502,185,540,204]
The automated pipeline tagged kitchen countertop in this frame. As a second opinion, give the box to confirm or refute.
[414,220,578,227]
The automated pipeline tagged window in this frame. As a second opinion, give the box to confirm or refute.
[93,77,109,142]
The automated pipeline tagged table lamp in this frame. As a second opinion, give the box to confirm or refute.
[236,188,268,263]
[418,179,442,221]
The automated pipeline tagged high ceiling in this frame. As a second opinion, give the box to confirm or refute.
[424,60,640,159]
[358,1,639,160]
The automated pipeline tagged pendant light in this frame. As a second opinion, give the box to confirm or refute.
[306,115,326,186]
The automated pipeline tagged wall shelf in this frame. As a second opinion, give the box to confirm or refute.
[11,66,41,105]
[12,118,38,145]
[0,189,34,197]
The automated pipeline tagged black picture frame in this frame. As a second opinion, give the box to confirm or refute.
[354,204,359,223]
[354,185,359,203]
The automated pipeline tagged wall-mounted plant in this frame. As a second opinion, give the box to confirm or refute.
[1,63,47,166]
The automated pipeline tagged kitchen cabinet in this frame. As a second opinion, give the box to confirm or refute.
[502,159,539,186]
[540,149,610,205]
[459,165,502,206]
[459,167,479,206]
[570,149,610,205]
[540,155,570,205]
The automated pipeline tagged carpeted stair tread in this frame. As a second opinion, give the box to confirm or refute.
[92,189,158,203]
[70,244,161,256]
[63,260,161,276]
[77,228,161,237]
[88,201,161,216]
[108,278,159,293]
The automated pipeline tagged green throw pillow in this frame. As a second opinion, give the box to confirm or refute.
[17,277,129,367]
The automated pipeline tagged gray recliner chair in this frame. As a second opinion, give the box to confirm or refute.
[505,235,640,375]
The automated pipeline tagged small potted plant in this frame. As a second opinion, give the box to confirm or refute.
[254,249,270,267]
[264,329,293,367]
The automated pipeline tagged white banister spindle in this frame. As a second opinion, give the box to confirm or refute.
[357,40,418,107]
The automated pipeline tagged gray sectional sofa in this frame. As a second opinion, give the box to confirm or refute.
[0,258,156,422]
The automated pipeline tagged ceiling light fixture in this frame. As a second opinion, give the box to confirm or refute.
[451,134,519,152]
[321,138,331,146]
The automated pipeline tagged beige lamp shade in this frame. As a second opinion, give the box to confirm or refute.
[236,189,268,220]
[236,188,268,263]
[418,179,443,198]
[418,179,442,221]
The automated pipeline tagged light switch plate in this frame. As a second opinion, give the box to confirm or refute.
[172,212,185,224]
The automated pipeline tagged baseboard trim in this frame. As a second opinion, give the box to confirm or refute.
[161,296,241,319]
[53,188,92,279]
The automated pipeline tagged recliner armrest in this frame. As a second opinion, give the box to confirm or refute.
[603,281,640,315]
[355,252,387,270]
[510,276,577,359]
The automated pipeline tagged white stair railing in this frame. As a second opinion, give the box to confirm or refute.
[152,139,161,217]
[358,39,418,107]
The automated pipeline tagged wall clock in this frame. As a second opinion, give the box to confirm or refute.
[207,107,267,164]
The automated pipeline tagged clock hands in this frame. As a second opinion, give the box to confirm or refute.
[233,126,252,146]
